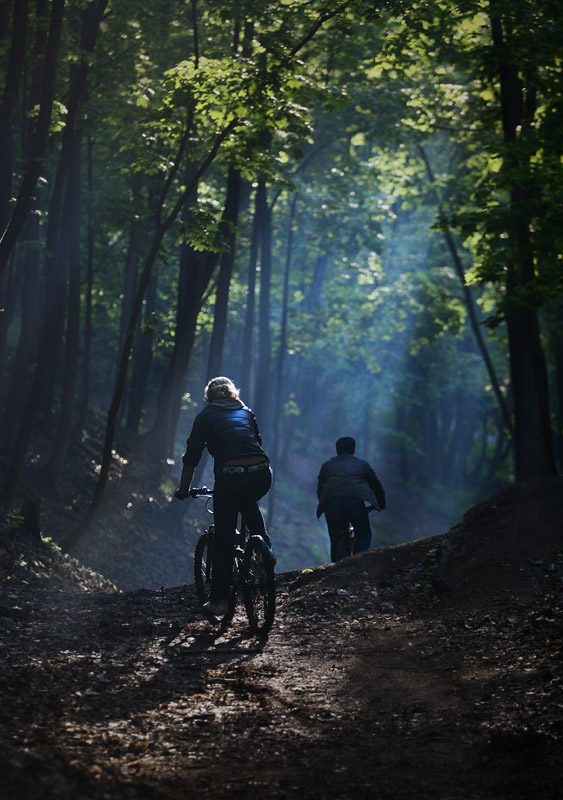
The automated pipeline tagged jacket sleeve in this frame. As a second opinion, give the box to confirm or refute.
[317,463,327,501]
[251,411,262,446]
[366,467,386,510]
[182,412,206,467]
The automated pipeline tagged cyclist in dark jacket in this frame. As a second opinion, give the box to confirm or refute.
[175,377,273,617]
[317,436,385,562]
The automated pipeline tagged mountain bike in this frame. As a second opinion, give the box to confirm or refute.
[191,487,275,636]
[340,505,376,560]
[348,521,356,557]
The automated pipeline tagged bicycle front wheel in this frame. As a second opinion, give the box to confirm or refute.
[194,529,236,624]
[194,530,213,607]
[242,536,275,636]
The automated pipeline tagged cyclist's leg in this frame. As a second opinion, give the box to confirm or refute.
[349,498,371,554]
[324,498,352,562]
[210,475,239,603]
[239,467,272,540]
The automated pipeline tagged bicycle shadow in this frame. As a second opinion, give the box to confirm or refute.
[169,615,270,659]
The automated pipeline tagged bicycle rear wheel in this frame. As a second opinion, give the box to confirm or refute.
[242,536,275,636]
[194,529,236,623]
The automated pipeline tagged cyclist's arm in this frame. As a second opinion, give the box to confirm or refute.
[183,413,206,468]
[176,415,205,500]
[366,467,386,510]
[175,463,195,500]
[251,410,263,446]
[317,464,327,500]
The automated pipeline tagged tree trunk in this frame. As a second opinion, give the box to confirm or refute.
[118,209,141,360]
[267,194,296,525]
[252,179,273,429]
[205,165,241,379]
[506,300,555,480]
[489,2,556,480]
[145,158,232,458]
[0,214,41,448]
[1,0,49,409]
[545,300,563,472]
[46,127,82,482]
[0,0,65,277]
[126,271,158,434]
[78,135,95,428]
[418,144,514,438]
[0,0,28,235]
[239,185,261,397]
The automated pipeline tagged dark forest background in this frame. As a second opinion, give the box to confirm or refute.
[0,0,561,582]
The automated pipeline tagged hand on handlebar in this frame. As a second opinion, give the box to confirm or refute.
[175,485,213,500]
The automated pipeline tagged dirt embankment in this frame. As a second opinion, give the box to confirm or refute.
[0,476,562,799]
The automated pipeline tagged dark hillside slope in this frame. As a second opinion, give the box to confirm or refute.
[0,476,561,799]
[292,474,563,610]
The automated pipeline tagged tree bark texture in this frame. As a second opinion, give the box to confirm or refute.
[46,128,82,481]
[267,194,296,525]
[0,0,65,277]
[205,165,241,380]
[0,0,28,234]
[126,272,158,434]
[239,186,261,397]
[489,2,556,479]
[252,179,272,428]
[0,0,108,507]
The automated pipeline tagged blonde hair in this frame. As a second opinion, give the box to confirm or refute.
[204,376,240,403]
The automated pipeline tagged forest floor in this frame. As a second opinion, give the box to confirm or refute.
[1,475,562,799]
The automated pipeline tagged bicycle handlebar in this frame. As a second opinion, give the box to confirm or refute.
[189,486,214,497]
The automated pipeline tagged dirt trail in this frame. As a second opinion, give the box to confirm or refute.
[1,477,562,799]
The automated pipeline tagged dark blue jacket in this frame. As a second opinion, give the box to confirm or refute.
[182,400,267,469]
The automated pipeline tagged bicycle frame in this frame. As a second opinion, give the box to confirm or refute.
[191,487,276,635]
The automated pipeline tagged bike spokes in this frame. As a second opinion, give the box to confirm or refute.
[243,537,275,636]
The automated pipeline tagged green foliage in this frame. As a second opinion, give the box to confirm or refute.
[4,0,561,527]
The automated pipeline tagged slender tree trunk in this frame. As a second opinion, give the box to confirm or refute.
[1,0,48,407]
[292,249,329,440]
[78,135,95,428]
[0,0,65,277]
[126,271,158,433]
[0,215,41,447]
[46,128,82,482]
[239,186,261,397]
[545,300,563,471]
[0,257,12,398]
[182,165,242,491]
[253,179,272,428]
[205,165,241,379]
[0,0,28,235]
[267,194,296,525]
[146,159,227,456]
[418,144,513,438]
